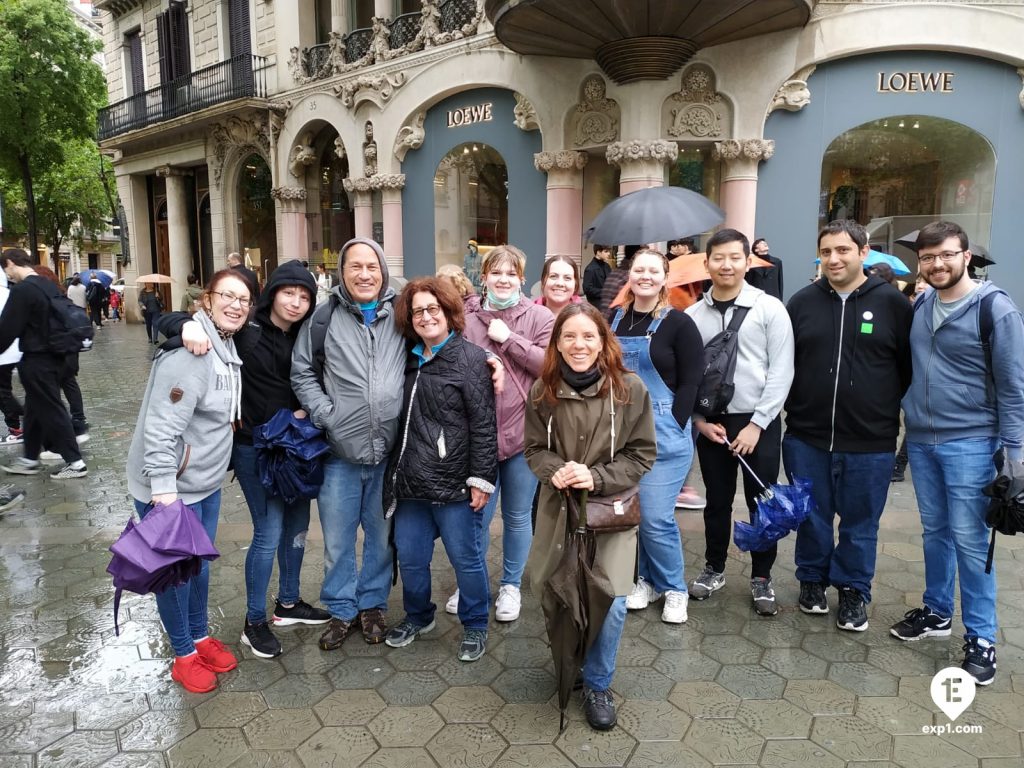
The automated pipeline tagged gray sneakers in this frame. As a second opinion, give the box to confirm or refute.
[689,566,726,600]
[750,577,778,616]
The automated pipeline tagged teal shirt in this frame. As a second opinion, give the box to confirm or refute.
[412,332,455,366]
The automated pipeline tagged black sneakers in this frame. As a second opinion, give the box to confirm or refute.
[0,484,25,513]
[458,629,487,662]
[581,687,616,731]
[836,586,868,631]
[798,581,828,614]
[962,638,997,686]
[272,599,331,626]
[890,606,952,641]
[241,620,282,658]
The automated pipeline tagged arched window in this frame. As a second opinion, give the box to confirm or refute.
[434,142,508,272]
[238,153,277,280]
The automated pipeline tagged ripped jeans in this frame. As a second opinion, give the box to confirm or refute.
[233,443,313,624]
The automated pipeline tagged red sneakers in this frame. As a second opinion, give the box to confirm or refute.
[171,654,217,693]
[194,637,238,673]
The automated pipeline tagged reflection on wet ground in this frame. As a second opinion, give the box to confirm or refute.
[1,321,1022,767]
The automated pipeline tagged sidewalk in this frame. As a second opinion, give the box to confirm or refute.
[0,320,1021,767]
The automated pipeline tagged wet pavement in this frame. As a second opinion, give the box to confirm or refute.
[1,320,1023,768]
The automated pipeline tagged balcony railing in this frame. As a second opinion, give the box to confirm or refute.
[98,55,269,141]
[389,12,422,49]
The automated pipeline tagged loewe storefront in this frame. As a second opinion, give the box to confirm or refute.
[757,52,1024,301]
[401,87,547,283]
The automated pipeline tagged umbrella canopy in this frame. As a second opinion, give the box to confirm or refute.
[730,452,816,552]
[253,409,332,503]
[542,490,615,730]
[135,273,174,284]
[584,186,724,246]
[982,447,1024,572]
[79,268,114,286]
[107,500,219,634]
[895,230,995,267]
[864,250,911,276]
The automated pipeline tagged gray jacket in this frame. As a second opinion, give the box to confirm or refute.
[126,311,243,504]
[290,239,407,465]
[685,281,794,429]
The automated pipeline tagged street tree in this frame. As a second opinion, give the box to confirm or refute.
[0,0,107,260]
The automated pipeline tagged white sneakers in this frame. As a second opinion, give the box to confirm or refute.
[495,585,521,622]
[446,584,522,622]
[625,578,688,623]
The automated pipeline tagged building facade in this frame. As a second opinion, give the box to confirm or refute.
[96,0,1024,312]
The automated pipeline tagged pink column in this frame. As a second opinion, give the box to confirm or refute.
[720,178,758,241]
[712,139,775,242]
[354,193,373,239]
[272,186,310,262]
[381,185,404,275]
[534,151,588,262]
[607,140,678,196]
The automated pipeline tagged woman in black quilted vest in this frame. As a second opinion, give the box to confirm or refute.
[383,277,498,663]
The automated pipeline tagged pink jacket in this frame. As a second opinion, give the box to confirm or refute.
[464,297,554,460]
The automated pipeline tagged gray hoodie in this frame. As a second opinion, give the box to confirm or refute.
[126,310,243,504]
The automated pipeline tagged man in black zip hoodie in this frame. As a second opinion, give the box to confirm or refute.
[783,220,912,631]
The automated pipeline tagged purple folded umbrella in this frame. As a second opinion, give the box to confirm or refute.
[107,500,219,634]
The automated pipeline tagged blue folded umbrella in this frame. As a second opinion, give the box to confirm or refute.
[731,452,816,552]
[253,409,332,503]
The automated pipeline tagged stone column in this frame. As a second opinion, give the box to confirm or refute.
[712,139,775,241]
[606,140,679,195]
[373,0,389,20]
[534,151,588,263]
[156,166,193,310]
[119,171,150,323]
[372,174,406,275]
[332,0,348,33]
[272,186,309,263]
[344,177,374,239]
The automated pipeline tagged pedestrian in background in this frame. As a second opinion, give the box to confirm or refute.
[67,275,87,309]
[583,244,614,305]
[86,275,106,328]
[139,284,164,344]
[0,268,23,444]
[180,273,203,313]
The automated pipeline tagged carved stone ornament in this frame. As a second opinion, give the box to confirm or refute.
[533,151,588,173]
[369,173,406,191]
[342,177,373,194]
[363,121,378,177]
[513,92,539,132]
[394,111,426,162]
[431,1,484,46]
[334,136,347,160]
[271,186,308,201]
[288,46,304,85]
[712,139,775,163]
[334,71,407,109]
[208,115,271,187]
[569,75,620,148]
[605,140,679,167]
[288,133,316,178]
[369,16,394,64]
[663,64,726,139]
[769,80,811,114]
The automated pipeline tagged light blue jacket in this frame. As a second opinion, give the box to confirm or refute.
[903,281,1024,455]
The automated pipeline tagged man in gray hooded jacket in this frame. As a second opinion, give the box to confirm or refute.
[291,238,404,649]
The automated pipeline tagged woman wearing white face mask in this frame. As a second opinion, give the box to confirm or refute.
[450,245,554,622]
[611,248,705,624]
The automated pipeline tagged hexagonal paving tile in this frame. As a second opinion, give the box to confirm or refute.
[972,691,1024,730]
[938,712,1022,758]
[626,741,711,768]
[314,689,386,726]
[617,699,691,741]
[296,726,379,768]
[227,750,303,767]
[435,653,504,687]
[194,691,268,729]
[97,752,167,768]
[279,644,343,675]
[368,706,444,747]
[735,698,813,739]
[166,727,249,768]
[651,649,720,682]
[611,667,676,700]
[116,710,196,752]
[359,747,436,768]
[783,679,856,716]
[867,644,945,677]
[73,692,150,731]
[33,730,118,768]
[667,681,740,719]
[700,635,763,665]
[715,663,786,700]
[638,622,702,651]
[377,670,447,706]
[219,658,287,692]
[433,686,505,723]
[827,661,900,696]
[261,673,333,709]
[615,637,660,667]
[759,647,829,680]
[811,714,893,761]
[802,631,869,662]
[325,657,394,690]
[488,636,552,669]
[855,696,935,735]
[426,723,506,768]
[682,718,764,765]
[489,702,561,745]
[555,720,637,768]
[492,744,575,768]
[242,708,321,750]
[387,638,452,672]
[892,734,977,767]
[760,739,843,767]
[490,668,556,704]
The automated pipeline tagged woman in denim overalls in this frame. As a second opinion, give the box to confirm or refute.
[610,249,705,623]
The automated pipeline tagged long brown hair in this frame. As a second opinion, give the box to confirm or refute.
[537,303,630,406]
[620,247,670,312]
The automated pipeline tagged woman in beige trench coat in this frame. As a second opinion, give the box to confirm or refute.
[524,303,656,731]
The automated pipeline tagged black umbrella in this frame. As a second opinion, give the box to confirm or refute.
[542,490,615,731]
[982,447,1024,573]
[896,230,995,267]
[584,186,725,245]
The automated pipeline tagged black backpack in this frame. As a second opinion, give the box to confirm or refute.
[27,280,95,354]
[694,306,750,418]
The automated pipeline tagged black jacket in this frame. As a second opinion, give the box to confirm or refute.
[745,254,784,300]
[157,260,317,444]
[785,275,913,453]
[389,333,498,504]
[583,259,611,304]
[0,275,57,356]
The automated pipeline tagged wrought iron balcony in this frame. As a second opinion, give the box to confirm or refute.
[389,11,422,50]
[98,55,269,141]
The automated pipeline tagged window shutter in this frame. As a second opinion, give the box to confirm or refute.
[228,0,251,58]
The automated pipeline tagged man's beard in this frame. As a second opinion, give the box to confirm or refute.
[926,260,966,289]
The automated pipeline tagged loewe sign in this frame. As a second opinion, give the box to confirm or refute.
[877,71,955,93]
[447,103,493,127]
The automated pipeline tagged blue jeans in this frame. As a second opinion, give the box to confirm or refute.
[233,443,312,624]
[637,410,693,594]
[783,435,893,601]
[394,499,489,630]
[134,492,221,657]
[479,452,537,588]
[317,457,392,621]
[582,596,626,691]
[908,437,999,644]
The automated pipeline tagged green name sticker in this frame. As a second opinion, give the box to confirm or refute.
[860,322,874,334]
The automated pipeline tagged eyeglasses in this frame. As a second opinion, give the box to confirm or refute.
[411,304,442,320]
[918,250,964,266]
[213,291,252,308]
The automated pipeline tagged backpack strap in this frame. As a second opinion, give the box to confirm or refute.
[725,305,751,334]
[310,294,338,385]
[978,291,997,379]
